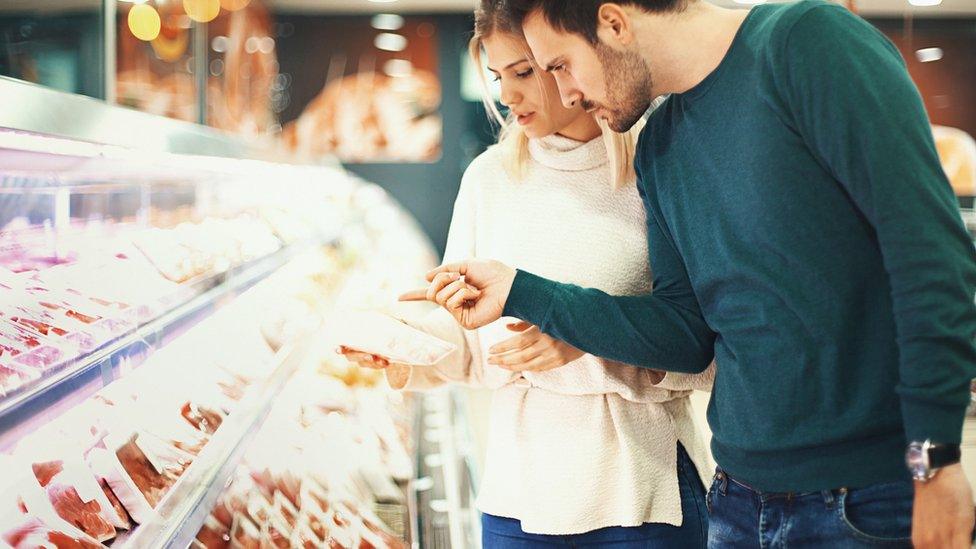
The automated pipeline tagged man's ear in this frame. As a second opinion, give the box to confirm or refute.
[596,3,636,48]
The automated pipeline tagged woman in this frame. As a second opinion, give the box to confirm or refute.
[341,1,714,546]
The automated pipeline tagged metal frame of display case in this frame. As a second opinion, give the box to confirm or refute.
[414,390,480,549]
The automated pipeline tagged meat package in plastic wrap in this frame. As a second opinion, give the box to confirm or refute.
[0,362,39,398]
[26,455,130,542]
[88,431,193,524]
[0,457,106,549]
[0,320,66,372]
[333,311,455,367]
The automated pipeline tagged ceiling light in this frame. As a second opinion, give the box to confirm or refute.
[374,33,407,52]
[127,4,160,41]
[908,0,942,6]
[915,47,943,62]
[211,35,228,53]
[368,0,399,3]
[733,0,766,4]
[371,13,404,31]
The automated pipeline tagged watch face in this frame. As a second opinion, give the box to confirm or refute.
[906,443,929,479]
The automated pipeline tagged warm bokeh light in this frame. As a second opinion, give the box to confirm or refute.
[220,0,251,11]
[128,4,162,42]
[183,0,220,23]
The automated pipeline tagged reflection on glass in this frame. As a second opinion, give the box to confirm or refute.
[116,1,198,123]
[277,15,443,163]
[0,0,103,98]
[205,1,279,136]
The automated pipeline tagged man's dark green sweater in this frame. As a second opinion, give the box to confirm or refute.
[503,0,976,491]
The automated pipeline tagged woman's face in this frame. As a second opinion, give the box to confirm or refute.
[483,32,589,139]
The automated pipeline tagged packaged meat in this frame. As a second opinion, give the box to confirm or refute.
[111,432,192,507]
[272,491,298,530]
[1,516,104,549]
[88,447,155,524]
[288,521,320,549]
[333,312,455,367]
[229,515,260,549]
[195,514,231,549]
[97,480,131,530]
[28,458,120,541]
[1,306,97,354]
[0,321,65,371]
[2,458,107,549]
[260,515,292,549]
[180,401,224,436]
[87,430,192,524]
[0,363,39,397]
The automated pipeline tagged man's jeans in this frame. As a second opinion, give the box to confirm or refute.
[706,467,913,548]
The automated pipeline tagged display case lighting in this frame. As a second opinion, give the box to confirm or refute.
[908,0,942,5]
[384,59,413,78]
[916,47,944,62]
[372,13,405,31]
[375,32,408,52]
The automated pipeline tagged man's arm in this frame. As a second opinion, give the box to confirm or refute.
[503,178,716,374]
[778,6,976,547]
[779,2,976,448]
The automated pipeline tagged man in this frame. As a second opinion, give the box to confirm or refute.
[404,0,976,547]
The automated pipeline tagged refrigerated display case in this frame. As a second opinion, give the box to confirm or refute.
[0,76,477,548]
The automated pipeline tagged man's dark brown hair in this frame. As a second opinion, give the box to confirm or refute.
[504,0,687,44]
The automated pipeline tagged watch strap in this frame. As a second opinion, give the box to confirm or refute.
[928,443,962,469]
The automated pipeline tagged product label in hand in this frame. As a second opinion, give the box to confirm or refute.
[335,311,455,366]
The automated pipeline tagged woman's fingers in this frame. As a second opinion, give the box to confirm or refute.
[336,346,390,368]
[488,339,547,369]
[489,325,541,355]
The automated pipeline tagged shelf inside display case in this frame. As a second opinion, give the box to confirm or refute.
[114,337,312,549]
[0,239,322,450]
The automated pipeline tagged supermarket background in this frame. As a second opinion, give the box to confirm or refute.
[0,0,973,547]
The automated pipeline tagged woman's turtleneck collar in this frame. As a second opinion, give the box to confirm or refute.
[527,133,608,172]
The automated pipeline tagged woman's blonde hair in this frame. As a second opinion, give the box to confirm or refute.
[468,0,642,189]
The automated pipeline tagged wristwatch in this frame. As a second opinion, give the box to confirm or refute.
[906,440,962,482]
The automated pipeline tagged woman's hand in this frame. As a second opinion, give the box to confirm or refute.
[486,321,584,372]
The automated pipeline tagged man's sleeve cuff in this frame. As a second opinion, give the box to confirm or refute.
[502,269,557,327]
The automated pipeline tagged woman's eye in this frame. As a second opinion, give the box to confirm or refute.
[552,64,565,72]
[492,75,501,82]
[515,69,533,79]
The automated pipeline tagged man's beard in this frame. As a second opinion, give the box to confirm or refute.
[593,43,653,132]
